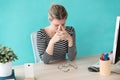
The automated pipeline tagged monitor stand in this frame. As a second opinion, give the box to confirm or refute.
[112,61,120,74]
[116,60,120,66]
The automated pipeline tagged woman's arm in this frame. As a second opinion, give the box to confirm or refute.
[37,30,53,64]
[67,27,77,61]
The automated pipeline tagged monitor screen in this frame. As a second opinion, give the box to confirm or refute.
[113,16,120,64]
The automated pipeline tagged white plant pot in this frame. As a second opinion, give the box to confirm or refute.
[0,62,12,77]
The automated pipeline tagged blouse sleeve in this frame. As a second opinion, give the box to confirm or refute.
[37,30,53,64]
[67,27,77,61]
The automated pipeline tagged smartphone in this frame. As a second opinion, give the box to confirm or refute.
[24,63,34,78]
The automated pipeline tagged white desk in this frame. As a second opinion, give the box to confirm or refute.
[13,54,120,80]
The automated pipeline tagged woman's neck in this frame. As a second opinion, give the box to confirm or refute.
[45,26,55,38]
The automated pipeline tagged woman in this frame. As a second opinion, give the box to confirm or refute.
[37,4,76,64]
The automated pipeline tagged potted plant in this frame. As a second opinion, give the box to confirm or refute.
[0,44,18,77]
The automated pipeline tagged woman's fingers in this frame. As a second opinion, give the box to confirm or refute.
[57,25,62,31]
[61,26,65,31]
[56,26,69,40]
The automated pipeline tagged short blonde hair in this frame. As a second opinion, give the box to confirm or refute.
[48,4,68,21]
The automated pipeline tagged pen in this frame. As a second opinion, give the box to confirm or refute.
[100,53,104,60]
[104,53,109,60]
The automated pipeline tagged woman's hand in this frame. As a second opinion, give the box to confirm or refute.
[58,26,73,47]
[50,26,63,44]
[50,25,73,47]
[58,26,71,41]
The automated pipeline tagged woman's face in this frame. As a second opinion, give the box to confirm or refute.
[50,18,66,31]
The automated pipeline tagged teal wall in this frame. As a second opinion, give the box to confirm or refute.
[0,0,120,66]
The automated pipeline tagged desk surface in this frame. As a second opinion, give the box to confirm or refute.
[13,54,120,80]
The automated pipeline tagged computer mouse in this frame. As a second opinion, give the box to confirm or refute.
[88,66,99,72]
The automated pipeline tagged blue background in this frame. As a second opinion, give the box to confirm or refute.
[0,0,120,66]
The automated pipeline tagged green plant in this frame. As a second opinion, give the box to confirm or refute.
[0,44,18,63]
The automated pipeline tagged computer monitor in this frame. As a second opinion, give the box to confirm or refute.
[112,16,120,64]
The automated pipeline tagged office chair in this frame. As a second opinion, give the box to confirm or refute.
[31,32,41,63]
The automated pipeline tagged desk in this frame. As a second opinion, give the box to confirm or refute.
[13,54,120,80]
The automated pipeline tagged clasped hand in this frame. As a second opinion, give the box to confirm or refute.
[51,25,72,44]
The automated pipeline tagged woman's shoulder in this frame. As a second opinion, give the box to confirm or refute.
[37,28,46,38]
[66,26,75,32]
[37,28,44,32]
[37,26,49,33]
[37,28,45,34]
[66,26,75,36]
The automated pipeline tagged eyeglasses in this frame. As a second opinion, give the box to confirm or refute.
[58,62,78,72]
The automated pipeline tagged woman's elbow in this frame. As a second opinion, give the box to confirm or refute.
[69,55,76,61]
[69,57,75,61]
[42,57,49,64]
[43,60,49,64]
[69,53,76,61]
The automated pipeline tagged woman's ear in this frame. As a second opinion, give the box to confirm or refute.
[48,17,52,22]
[48,13,52,22]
